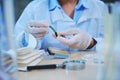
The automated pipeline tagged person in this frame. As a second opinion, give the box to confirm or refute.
[14,0,107,52]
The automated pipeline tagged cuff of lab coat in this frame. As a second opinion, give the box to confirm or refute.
[94,37,104,51]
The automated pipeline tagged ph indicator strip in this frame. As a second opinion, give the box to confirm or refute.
[49,25,58,37]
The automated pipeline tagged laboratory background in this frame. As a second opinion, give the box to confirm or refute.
[0,0,120,80]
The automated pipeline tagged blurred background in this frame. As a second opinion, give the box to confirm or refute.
[14,0,31,22]
[0,0,32,80]
[0,0,120,80]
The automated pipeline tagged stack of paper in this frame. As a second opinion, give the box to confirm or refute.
[16,47,44,71]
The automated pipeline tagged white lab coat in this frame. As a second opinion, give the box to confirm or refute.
[14,0,107,51]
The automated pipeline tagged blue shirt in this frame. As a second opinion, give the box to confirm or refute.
[49,0,87,22]
[14,0,107,51]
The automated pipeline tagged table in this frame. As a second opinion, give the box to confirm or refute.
[17,51,104,80]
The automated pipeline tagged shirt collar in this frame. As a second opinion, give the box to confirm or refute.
[49,0,90,11]
[76,0,89,10]
[49,0,61,11]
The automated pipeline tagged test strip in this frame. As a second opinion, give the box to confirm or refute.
[49,25,58,37]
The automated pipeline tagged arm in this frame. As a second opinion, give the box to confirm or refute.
[14,1,39,48]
